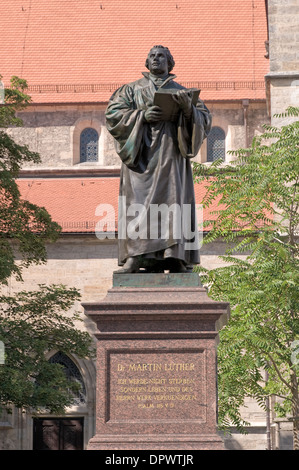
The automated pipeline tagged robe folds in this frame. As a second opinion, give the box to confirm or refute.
[105,72,212,267]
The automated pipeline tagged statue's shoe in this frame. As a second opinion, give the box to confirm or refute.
[114,257,140,274]
[169,260,188,273]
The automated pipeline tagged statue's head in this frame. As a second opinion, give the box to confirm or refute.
[145,45,175,74]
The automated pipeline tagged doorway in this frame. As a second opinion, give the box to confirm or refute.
[33,418,84,450]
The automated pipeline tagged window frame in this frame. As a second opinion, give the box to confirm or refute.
[79,127,99,163]
[207,126,226,162]
[72,119,101,165]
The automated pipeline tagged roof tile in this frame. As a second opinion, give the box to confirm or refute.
[17,177,219,233]
[1,0,269,103]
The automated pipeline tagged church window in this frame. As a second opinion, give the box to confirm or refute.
[80,127,99,162]
[49,352,86,405]
[207,126,225,162]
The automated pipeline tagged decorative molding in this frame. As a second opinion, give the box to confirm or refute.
[18,167,121,178]
[265,72,299,79]
[16,81,267,95]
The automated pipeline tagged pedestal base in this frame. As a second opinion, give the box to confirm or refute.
[83,273,229,451]
[87,434,225,450]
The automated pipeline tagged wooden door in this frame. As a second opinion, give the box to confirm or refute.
[33,418,83,450]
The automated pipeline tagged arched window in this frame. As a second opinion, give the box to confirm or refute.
[80,127,99,163]
[49,352,86,405]
[207,126,225,162]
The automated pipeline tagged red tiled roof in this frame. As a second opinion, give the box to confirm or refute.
[17,177,218,234]
[17,177,120,233]
[0,0,269,103]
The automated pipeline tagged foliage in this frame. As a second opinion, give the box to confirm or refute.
[0,77,93,414]
[0,75,61,284]
[0,285,93,414]
[193,107,299,447]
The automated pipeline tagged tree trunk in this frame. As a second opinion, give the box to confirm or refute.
[291,370,299,450]
[292,407,299,450]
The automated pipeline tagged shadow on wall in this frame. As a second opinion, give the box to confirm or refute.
[221,427,267,450]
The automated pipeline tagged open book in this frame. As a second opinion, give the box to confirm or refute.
[153,87,200,121]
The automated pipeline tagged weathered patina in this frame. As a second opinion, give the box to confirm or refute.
[105,46,211,273]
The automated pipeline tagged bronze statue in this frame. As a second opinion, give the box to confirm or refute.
[105,46,211,273]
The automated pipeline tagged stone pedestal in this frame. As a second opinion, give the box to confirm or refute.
[82,273,230,450]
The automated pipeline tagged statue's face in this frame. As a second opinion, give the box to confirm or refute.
[147,48,168,75]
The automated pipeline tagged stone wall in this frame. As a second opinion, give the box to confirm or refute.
[6,105,119,168]
[5,101,268,169]
[266,0,299,124]
[268,0,299,73]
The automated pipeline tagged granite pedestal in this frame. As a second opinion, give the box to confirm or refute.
[82,273,230,450]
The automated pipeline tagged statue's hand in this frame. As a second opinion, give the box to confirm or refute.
[172,90,192,117]
[144,106,163,122]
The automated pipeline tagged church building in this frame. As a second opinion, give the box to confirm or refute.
[0,0,297,450]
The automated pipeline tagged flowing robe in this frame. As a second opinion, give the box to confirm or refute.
[105,72,212,267]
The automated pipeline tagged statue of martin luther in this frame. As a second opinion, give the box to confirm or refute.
[105,45,212,273]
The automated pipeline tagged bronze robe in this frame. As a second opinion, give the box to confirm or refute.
[105,72,211,267]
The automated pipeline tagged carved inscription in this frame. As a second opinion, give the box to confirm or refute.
[109,352,205,421]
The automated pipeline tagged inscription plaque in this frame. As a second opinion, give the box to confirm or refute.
[108,350,206,422]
